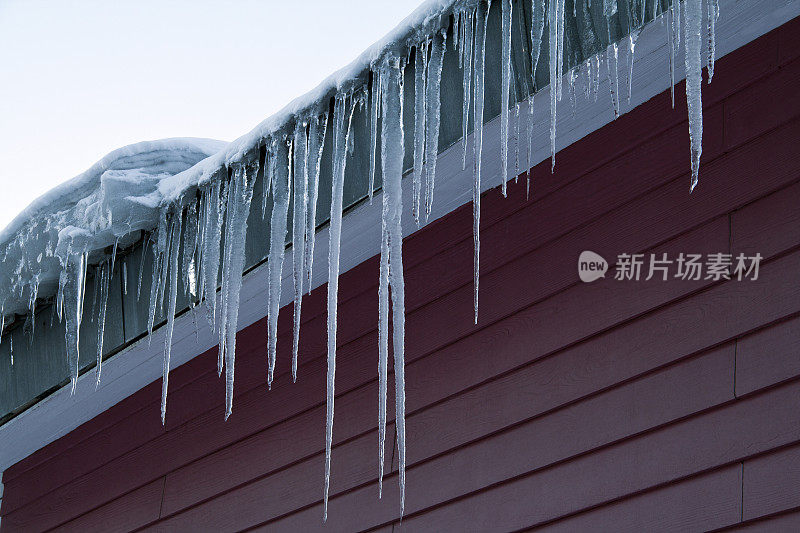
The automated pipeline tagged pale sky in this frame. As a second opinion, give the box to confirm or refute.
[0,0,424,230]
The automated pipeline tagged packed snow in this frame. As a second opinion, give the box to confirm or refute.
[0,0,721,521]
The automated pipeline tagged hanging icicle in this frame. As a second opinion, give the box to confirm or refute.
[413,40,428,226]
[323,90,356,522]
[607,42,621,119]
[221,162,257,419]
[500,0,513,196]
[685,0,703,191]
[379,54,407,517]
[61,246,87,394]
[706,0,719,81]
[267,138,291,389]
[161,210,182,424]
[95,260,110,387]
[424,28,447,221]
[473,0,490,324]
[548,0,566,170]
[305,112,328,292]
[461,9,475,171]
[292,121,309,382]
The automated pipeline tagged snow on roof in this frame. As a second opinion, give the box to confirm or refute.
[0,138,225,317]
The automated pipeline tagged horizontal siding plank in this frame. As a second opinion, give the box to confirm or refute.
[51,479,164,533]
[735,316,800,397]
[742,444,800,521]
[725,56,800,150]
[722,511,800,532]
[732,180,800,262]
[1,479,163,533]
[778,16,800,66]
[528,465,742,533]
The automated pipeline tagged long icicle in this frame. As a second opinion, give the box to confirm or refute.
[223,163,257,419]
[528,0,546,177]
[292,121,309,382]
[267,138,291,388]
[377,144,390,498]
[305,112,328,292]
[95,260,110,387]
[413,41,428,226]
[685,0,703,191]
[323,92,355,522]
[473,0,490,324]
[63,246,87,393]
[424,29,447,221]
[161,210,182,424]
[381,55,407,517]
[461,9,474,171]
[500,0,512,195]
[706,0,719,82]
[368,73,381,203]
[548,0,565,171]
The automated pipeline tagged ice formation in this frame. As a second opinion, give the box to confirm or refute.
[0,0,721,521]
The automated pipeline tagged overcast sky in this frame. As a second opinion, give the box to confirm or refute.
[0,0,423,229]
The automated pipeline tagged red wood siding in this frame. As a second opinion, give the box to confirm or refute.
[2,17,800,532]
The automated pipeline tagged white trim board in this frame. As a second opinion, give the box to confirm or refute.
[1,0,798,476]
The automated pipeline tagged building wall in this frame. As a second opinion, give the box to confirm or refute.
[2,16,800,532]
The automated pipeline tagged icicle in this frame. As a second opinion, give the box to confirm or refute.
[292,122,308,382]
[424,29,446,221]
[685,0,703,191]
[514,101,521,180]
[221,163,257,419]
[9,334,13,366]
[202,179,223,344]
[706,0,719,82]
[500,0,512,196]
[95,260,110,387]
[122,259,128,296]
[305,112,328,291]
[182,201,199,296]
[267,138,291,389]
[461,9,474,171]
[413,41,428,226]
[531,0,546,81]
[368,73,381,203]
[556,0,566,102]
[137,237,147,300]
[593,54,601,102]
[161,211,182,424]
[548,0,566,170]
[668,0,677,108]
[147,212,168,342]
[377,166,390,499]
[473,0,490,324]
[627,31,639,104]
[219,182,237,374]
[585,59,593,100]
[380,56,407,516]
[62,248,87,394]
[607,42,621,119]
[156,216,172,319]
[323,91,356,522]
[568,69,577,117]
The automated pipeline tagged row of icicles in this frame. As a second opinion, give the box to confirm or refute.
[5,0,719,521]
